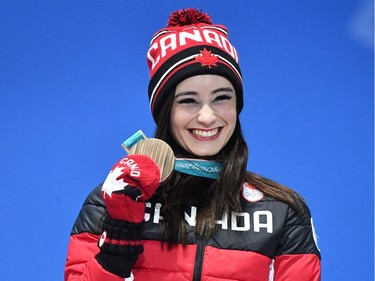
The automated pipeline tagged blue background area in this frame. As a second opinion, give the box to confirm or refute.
[0,1,373,280]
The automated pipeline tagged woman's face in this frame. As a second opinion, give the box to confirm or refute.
[170,74,237,157]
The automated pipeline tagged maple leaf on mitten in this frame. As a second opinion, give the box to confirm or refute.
[101,154,160,223]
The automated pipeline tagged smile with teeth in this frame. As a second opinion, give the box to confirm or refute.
[190,128,220,139]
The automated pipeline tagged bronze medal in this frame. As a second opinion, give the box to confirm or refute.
[127,138,175,183]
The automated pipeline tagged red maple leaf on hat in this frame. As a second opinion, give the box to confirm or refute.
[195,48,218,68]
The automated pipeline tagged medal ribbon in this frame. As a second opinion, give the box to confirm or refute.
[174,158,222,179]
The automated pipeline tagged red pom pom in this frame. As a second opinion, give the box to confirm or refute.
[167,8,212,27]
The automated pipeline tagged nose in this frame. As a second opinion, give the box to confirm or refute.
[197,104,216,125]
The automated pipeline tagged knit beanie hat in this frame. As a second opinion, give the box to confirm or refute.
[147,8,243,123]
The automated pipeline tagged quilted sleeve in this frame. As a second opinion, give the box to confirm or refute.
[273,205,321,281]
[64,184,125,281]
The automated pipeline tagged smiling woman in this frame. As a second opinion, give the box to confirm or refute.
[64,8,321,281]
[170,75,237,157]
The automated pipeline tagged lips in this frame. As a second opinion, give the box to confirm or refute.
[190,128,221,140]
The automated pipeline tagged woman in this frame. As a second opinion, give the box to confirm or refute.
[65,8,321,281]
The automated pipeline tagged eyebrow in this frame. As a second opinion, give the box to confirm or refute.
[174,91,197,99]
[212,87,234,94]
[175,87,234,99]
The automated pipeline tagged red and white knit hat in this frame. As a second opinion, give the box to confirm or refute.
[147,8,243,123]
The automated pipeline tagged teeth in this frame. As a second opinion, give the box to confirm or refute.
[192,128,219,138]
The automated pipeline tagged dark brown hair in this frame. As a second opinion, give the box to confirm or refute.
[154,89,307,246]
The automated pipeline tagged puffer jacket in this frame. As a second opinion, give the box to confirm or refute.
[65,182,321,281]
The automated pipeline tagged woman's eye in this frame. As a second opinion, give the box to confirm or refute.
[214,95,232,102]
[177,98,198,104]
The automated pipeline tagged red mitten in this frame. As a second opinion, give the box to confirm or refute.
[101,154,160,222]
[96,155,160,278]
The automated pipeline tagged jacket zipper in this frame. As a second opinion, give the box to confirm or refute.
[192,237,205,281]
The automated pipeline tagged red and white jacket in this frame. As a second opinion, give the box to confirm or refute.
[65,183,321,281]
